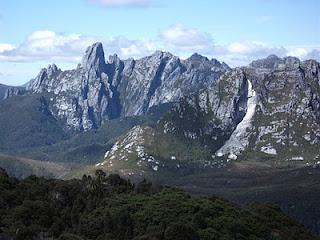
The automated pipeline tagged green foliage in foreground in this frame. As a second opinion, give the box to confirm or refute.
[0,168,317,240]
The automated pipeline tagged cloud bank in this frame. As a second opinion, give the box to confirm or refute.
[0,30,157,62]
[0,25,319,68]
[159,24,214,53]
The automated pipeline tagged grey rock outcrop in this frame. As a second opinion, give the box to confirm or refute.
[26,42,229,131]
[1,84,25,100]
[3,87,22,99]
[160,68,249,152]
[19,42,320,167]
[243,56,320,161]
[27,43,115,130]
[100,55,320,174]
[81,42,106,73]
[117,51,229,116]
[27,64,61,92]
[159,55,320,163]
[245,55,320,121]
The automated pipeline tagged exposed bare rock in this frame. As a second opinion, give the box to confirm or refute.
[26,43,229,131]
[3,87,23,99]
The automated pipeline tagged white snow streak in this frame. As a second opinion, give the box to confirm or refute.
[216,79,257,158]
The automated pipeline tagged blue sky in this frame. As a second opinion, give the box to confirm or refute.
[0,0,319,85]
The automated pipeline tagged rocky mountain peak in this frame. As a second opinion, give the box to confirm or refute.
[81,42,106,73]
[47,63,58,72]
[149,50,174,61]
[249,54,282,69]
[249,55,301,72]
[283,56,301,69]
[108,54,121,65]
[303,59,320,78]
[47,64,60,78]
[21,43,234,130]
[186,53,230,72]
[188,53,209,62]
[221,62,230,70]
[27,62,61,91]
[26,64,60,92]
[210,58,230,70]
[3,87,23,99]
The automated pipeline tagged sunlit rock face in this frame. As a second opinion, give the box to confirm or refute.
[27,43,114,131]
[160,55,320,164]
[14,42,319,172]
[160,68,250,154]
[105,55,319,173]
[26,43,229,131]
[243,56,320,163]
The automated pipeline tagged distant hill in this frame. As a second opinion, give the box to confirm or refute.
[0,84,9,99]
[0,83,25,100]
[0,154,70,178]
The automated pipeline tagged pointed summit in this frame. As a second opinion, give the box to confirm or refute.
[47,64,60,78]
[249,54,282,69]
[81,42,106,72]
[188,53,209,62]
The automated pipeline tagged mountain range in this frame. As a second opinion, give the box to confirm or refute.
[1,42,320,234]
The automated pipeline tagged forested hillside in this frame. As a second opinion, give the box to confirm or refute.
[0,168,317,240]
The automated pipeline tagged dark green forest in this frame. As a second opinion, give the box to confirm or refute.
[0,168,317,240]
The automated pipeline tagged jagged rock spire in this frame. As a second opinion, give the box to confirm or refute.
[81,42,106,73]
[3,87,22,99]
[24,42,230,131]
[188,53,209,62]
[47,64,58,78]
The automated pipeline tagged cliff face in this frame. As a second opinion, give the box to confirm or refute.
[26,43,229,131]
[27,43,115,130]
[99,55,320,174]
[0,84,25,100]
[164,56,320,162]
[244,56,320,163]
[3,42,319,172]
[160,68,249,153]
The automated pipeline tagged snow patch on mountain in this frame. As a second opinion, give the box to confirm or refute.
[215,79,257,158]
[260,145,277,155]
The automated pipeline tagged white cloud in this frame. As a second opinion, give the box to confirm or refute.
[159,24,214,54]
[0,26,319,70]
[214,43,320,67]
[89,0,152,7]
[213,41,288,66]
[286,46,320,61]
[2,25,319,86]
[0,30,156,63]
[157,24,295,66]
[305,49,320,60]
[287,47,309,58]
[0,43,16,53]
[159,24,320,66]
[227,41,285,56]
[104,36,157,58]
